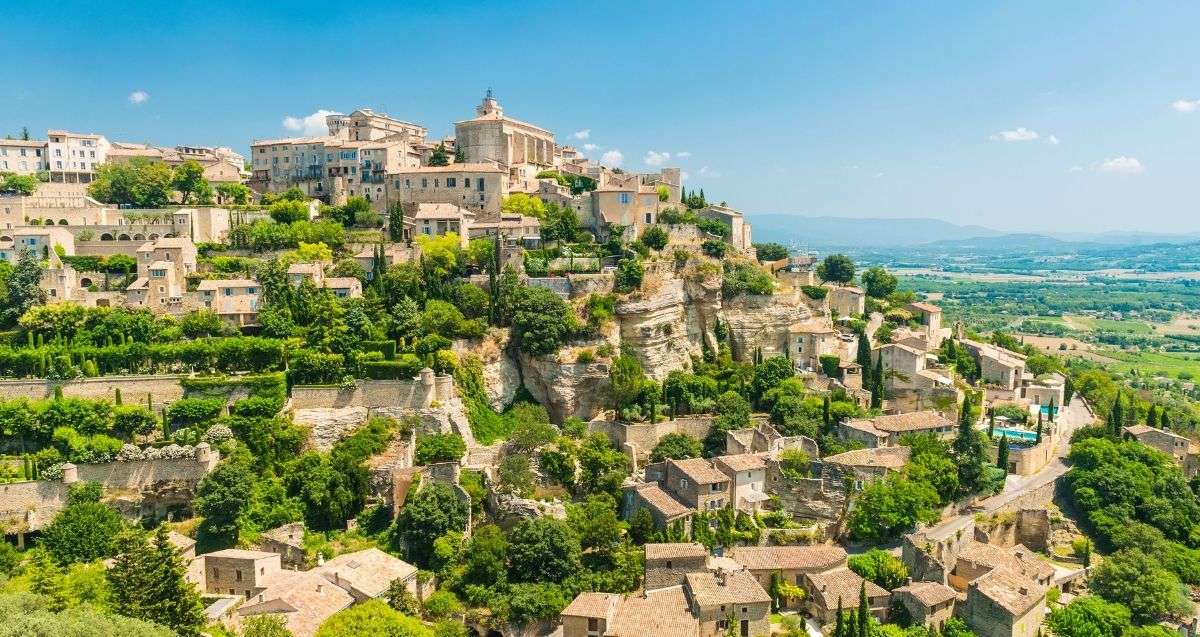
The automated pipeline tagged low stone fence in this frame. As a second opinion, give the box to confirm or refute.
[0,443,218,535]
[289,370,455,410]
[0,374,187,407]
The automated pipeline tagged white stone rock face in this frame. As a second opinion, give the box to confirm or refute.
[517,353,611,423]
[722,290,813,360]
[293,407,370,451]
[615,278,697,381]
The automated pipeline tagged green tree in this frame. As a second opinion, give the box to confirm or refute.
[506,517,583,583]
[953,395,986,493]
[847,473,939,541]
[2,248,46,326]
[147,525,205,636]
[1090,549,1191,623]
[501,193,546,219]
[996,434,1009,472]
[29,551,69,611]
[650,432,702,462]
[860,267,897,298]
[39,500,125,565]
[816,254,855,285]
[314,599,432,637]
[195,459,254,549]
[215,182,252,205]
[388,202,406,242]
[1047,595,1133,637]
[753,242,789,262]
[427,143,449,167]
[462,524,508,587]
[641,225,669,250]
[415,433,467,465]
[567,494,627,557]
[171,160,208,204]
[2,591,176,636]
[242,614,295,637]
[88,158,174,208]
[848,549,909,590]
[270,200,310,224]
[0,173,39,195]
[394,483,469,567]
[511,285,576,355]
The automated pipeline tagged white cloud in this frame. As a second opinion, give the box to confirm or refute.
[582,143,599,152]
[676,151,692,158]
[990,127,1040,142]
[1046,135,1060,145]
[1098,156,1144,174]
[601,149,624,167]
[128,90,149,105]
[573,129,591,140]
[644,150,670,166]
[1068,165,1084,173]
[698,166,721,178]
[1173,99,1200,113]
[873,172,885,179]
[282,109,341,136]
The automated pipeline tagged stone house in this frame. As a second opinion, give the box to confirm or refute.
[827,286,865,317]
[197,278,260,326]
[258,522,307,569]
[891,581,957,631]
[1123,424,1200,477]
[199,549,284,599]
[788,319,839,373]
[959,567,1047,637]
[386,163,505,215]
[235,570,354,637]
[696,204,753,253]
[906,301,949,348]
[312,547,418,601]
[726,545,848,608]
[625,482,693,530]
[959,338,1026,390]
[663,457,732,512]
[803,567,890,625]
[711,453,768,513]
[821,446,911,490]
[837,411,955,448]
[409,202,475,247]
[645,543,710,591]
[684,568,772,637]
[561,586,698,637]
[287,262,363,298]
[874,342,954,393]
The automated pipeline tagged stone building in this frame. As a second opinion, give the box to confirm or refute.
[837,411,955,448]
[662,457,732,511]
[827,285,865,317]
[311,547,418,601]
[1123,424,1200,477]
[727,545,848,608]
[959,338,1026,390]
[386,163,505,215]
[453,90,555,187]
[235,570,354,637]
[803,567,890,625]
[198,278,261,326]
[959,568,1047,637]
[788,318,839,373]
[200,549,285,599]
[685,568,772,637]
[258,522,307,569]
[891,581,957,631]
[821,446,911,489]
[0,138,48,175]
[696,204,752,252]
[644,543,710,590]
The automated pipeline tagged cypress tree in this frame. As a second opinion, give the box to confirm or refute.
[857,581,869,637]
[30,551,67,612]
[997,434,1010,472]
[1147,404,1158,427]
[115,387,122,405]
[823,395,832,429]
[108,529,153,621]
[1110,394,1124,437]
[1161,410,1171,431]
[148,525,206,636]
[988,410,995,438]
[1035,418,1043,445]
[1048,396,1057,422]
[834,597,844,637]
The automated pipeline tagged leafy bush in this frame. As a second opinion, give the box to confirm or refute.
[416,433,467,465]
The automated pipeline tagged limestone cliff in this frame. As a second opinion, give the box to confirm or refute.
[517,352,611,422]
[614,278,698,381]
[722,290,813,360]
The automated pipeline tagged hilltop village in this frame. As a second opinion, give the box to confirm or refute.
[0,95,1195,637]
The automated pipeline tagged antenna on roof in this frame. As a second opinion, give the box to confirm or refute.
[486,87,494,100]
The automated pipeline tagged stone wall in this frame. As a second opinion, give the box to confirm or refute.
[289,371,453,410]
[566,273,614,299]
[0,374,186,408]
[0,444,218,534]
[766,458,847,534]
[588,416,716,467]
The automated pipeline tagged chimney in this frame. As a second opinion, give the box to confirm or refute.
[1018,586,1027,595]
[317,583,323,593]
[715,568,727,587]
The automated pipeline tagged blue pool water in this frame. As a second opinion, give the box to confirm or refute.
[992,427,1038,442]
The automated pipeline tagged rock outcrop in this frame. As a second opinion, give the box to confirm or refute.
[517,353,611,422]
[294,407,370,451]
[722,290,813,360]
[615,278,699,380]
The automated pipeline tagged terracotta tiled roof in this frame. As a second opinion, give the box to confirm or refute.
[851,410,954,434]
[823,446,911,470]
[562,591,618,618]
[805,568,888,611]
[907,302,942,314]
[684,569,772,607]
[728,545,847,572]
[789,319,836,334]
[606,586,699,637]
[645,543,708,561]
[893,581,956,608]
[635,483,692,520]
[669,457,730,484]
[1123,424,1161,438]
[197,278,257,291]
[167,530,196,554]
[970,567,1046,617]
[312,548,417,599]
[204,548,278,561]
[956,542,1055,582]
[260,522,305,549]
[237,570,354,637]
[714,453,768,473]
[391,162,504,174]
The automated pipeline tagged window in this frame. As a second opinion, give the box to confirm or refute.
[665,560,672,568]
[680,478,689,489]
[213,568,220,579]
[645,213,652,224]
[421,178,428,188]
[464,178,471,188]
[446,177,456,187]
[619,193,631,204]
[235,570,243,581]
[477,179,485,191]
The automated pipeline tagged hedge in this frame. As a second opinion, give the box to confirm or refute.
[361,355,423,380]
[0,337,287,377]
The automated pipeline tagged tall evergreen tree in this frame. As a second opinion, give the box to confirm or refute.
[453,146,466,164]
[108,529,154,620]
[387,202,405,242]
[988,409,995,438]
[428,143,450,167]
[822,395,832,430]
[857,581,870,637]
[834,597,844,637]
[30,551,68,612]
[1160,409,1171,431]
[870,357,884,409]
[954,394,986,493]
[1035,418,1043,445]
[1048,396,1057,422]
[1110,394,1124,437]
[997,434,1010,472]
[1146,404,1158,427]
[3,248,47,324]
[148,525,205,636]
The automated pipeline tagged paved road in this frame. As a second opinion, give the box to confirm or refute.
[922,399,1093,541]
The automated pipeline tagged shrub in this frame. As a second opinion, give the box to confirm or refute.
[416,433,467,465]
[701,240,727,258]
[575,349,595,364]
[640,226,669,251]
[800,285,828,300]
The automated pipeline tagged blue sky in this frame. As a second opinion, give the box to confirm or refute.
[4,1,1199,232]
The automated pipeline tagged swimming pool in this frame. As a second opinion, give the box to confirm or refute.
[991,427,1038,442]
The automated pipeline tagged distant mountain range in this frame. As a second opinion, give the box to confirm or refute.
[748,213,1200,249]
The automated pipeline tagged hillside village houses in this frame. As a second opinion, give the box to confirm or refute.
[0,93,1098,637]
